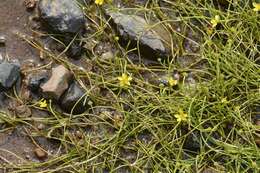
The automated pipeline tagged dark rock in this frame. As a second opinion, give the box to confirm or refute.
[60,81,88,114]
[183,131,201,152]
[0,63,20,91]
[28,70,49,92]
[66,41,83,59]
[256,106,260,120]
[40,65,72,100]
[216,0,229,6]
[255,106,260,135]
[0,35,6,45]
[38,0,85,34]
[0,92,6,107]
[105,9,171,60]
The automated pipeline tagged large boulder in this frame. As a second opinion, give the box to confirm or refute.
[38,0,85,34]
[0,63,20,91]
[105,9,172,59]
[60,82,89,114]
[40,65,72,100]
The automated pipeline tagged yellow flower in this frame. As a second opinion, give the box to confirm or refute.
[253,2,260,11]
[118,73,132,87]
[168,77,178,87]
[39,99,48,108]
[221,97,228,104]
[210,15,220,28]
[95,0,104,5]
[115,36,119,41]
[234,106,240,112]
[174,109,188,122]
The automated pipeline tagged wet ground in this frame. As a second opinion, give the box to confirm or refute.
[0,0,55,166]
[0,0,38,62]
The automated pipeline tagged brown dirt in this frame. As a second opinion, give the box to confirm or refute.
[0,0,58,167]
[0,0,38,62]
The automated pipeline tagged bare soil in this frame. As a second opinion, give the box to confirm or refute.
[0,0,57,166]
[0,0,37,62]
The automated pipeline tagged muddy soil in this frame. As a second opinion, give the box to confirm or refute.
[0,0,38,62]
[0,0,56,166]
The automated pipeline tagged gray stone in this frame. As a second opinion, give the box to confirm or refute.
[41,65,72,100]
[38,0,85,33]
[0,63,20,91]
[28,70,49,93]
[105,10,171,59]
[60,82,88,114]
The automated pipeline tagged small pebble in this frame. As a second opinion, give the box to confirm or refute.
[256,119,260,126]
[24,0,37,10]
[0,35,6,45]
[101,51,114,60]
[37,123,45,130]
[34,147,47,159]
[25,154,30,160]
[15,105,32,118]
[255,138,260,146]
[0,53,4,62]
[75,130,83,139]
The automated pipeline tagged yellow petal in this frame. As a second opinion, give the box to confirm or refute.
[39,100,47,108]
[95,0,104,5]
[215,15,220,21]
[122,73,127,78]
[168,77,177,86]
[118,77,123,81]
[253,3,260,11]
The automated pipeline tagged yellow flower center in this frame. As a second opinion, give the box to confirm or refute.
[210,15,220,28]
[174,109,188,122]
[118,73,132,87]
[221,97,228,104]
[168,77,178,87]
